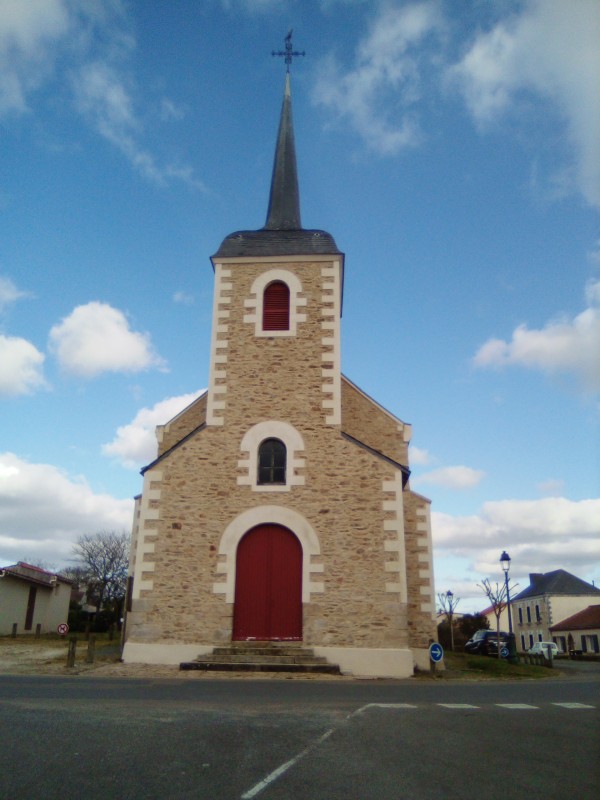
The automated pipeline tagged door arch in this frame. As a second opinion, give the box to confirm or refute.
[232,524,302,641]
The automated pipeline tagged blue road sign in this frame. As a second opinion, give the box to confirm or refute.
[500,646,509,658]
[429,642,444,662]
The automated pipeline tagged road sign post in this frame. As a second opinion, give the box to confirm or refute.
[429,642,444,673]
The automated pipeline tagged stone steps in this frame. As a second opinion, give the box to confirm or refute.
[180,641,341,674]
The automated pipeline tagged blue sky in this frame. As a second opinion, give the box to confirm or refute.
[1,0,598,612]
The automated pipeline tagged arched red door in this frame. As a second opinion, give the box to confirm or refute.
[233,524,302,641]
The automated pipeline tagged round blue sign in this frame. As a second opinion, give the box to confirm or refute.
[429,642,444,662]
[500,646,509,658]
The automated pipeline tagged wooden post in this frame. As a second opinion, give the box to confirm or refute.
[86,634,96,663]
[11,623,17,638]
[66,636,77,668]
[35,623,41,639]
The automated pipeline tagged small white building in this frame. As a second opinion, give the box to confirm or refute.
[0,562,71,635]
[550,605,600,655]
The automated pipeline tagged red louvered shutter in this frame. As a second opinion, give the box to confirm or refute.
[263,281,290,331]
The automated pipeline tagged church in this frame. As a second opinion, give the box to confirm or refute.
[122,67,437,678]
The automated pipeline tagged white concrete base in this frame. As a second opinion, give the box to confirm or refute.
[313,646,414,678]
[122,642,213,665]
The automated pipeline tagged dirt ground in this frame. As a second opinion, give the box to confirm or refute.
[0,637,351,680]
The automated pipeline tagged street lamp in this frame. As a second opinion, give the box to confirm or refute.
[500,550,517,662]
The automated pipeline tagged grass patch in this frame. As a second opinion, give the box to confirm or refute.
[433,650,555,680]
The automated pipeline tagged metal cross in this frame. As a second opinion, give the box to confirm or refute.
[272,30,305,73]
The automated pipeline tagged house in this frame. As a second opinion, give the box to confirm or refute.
[511,570,600,652]
[480,603,509,633]
[122,70,437,678]
[550,605,600,655]
[0,562,71,635]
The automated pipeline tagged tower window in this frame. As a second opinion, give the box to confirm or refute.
[258,438,286,484]
[263,281,290,331]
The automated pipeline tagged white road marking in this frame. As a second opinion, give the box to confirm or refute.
[552,702,595,709]
[438,704,479,709]
[240,728,334,799]
[496,703,539,709]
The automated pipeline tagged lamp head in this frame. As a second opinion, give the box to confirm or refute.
[500,550,511,573]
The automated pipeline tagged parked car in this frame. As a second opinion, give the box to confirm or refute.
[528,642,559,659]
[464,629,509,656]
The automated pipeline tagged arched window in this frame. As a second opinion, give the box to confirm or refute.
[263,281,290,331]
[257,438,286,484]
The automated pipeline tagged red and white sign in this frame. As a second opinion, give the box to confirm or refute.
[57,623,69,635]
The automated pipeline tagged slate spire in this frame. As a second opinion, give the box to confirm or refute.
[263,73,302,231]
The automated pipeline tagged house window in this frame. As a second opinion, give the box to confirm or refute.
[528,634,534,648]
[257,439,286,484]
[526,606,531,623]
[589,634,599,653]
[538,633,543,642]
[581,636,588,653]
[518,607,523,625]
[520,634,525,651]
[535,604,541,622]
[263,282,290,331]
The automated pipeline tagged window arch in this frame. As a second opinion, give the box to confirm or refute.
[257,438,286,484]
[262,281,290,331]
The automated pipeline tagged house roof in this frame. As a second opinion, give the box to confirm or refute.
[550,604,600,631]
[212,73,341,260]
[512,569,600,602]
[0,561,71,588]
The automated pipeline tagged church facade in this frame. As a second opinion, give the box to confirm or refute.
[122,74,437,678]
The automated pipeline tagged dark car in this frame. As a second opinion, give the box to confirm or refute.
[464,629,509,656]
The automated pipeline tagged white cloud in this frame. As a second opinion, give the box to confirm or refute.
[0,0,70,115]
[432,496,600,578]
[0,452,133,568]
[414,465,485,490]
[0,0,202,188]
[409,445,431,466]
[312,1,444,154]
[449,0,600,207]
[473,280,600,392]
[0,334,46,395]
[536,478,565,498]
[0,276,29,310]
[102,390,206,468]
[48,301,166,378]
[173,290,195,305]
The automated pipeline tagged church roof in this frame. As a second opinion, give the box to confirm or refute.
[213,73,341,260]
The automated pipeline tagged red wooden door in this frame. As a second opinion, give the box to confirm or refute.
[233,524,302,641]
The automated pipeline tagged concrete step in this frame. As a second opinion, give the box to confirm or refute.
[180,641,341,674]
[180,660,341,674]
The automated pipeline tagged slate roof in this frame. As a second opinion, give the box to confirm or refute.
[550,604,600,631]
[213,73,341,260]
[512,569,600,601]
[0,561,71,588]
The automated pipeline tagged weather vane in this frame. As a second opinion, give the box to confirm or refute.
[272,30,305,73]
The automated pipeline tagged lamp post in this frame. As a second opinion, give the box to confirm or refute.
[500,550,517,662]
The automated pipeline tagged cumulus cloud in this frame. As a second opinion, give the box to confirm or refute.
[0,452,133,567]
[414,465,485,490]
[173,290,195,305]
[473,280,600,392]
[312,1,445,154]
[0,335,46,395]
[409,445,431,466]
[449,0,600,207]
[433,496,600,579]
[102,390,206,468]
[0,0,202,187]
[48,301,166,378]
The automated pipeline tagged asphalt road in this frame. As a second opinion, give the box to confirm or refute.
[0,675,598,799]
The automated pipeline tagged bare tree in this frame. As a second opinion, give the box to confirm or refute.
[478,578,517,658]
[71,531,130,628]
[438,591,460,651]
